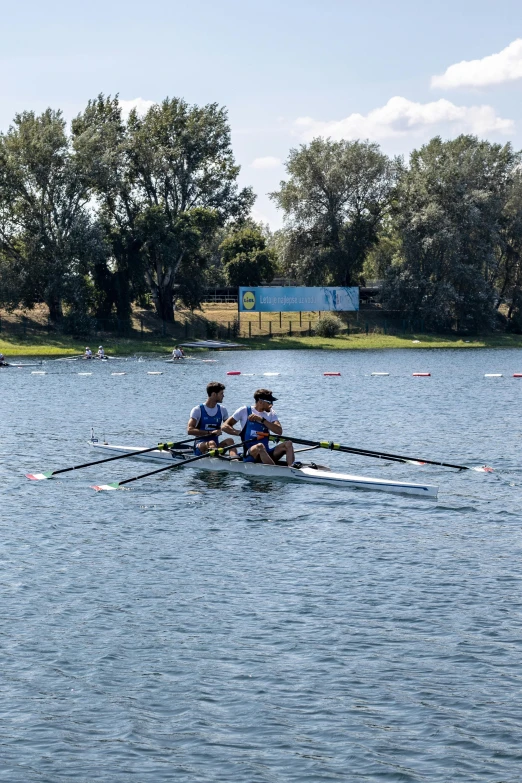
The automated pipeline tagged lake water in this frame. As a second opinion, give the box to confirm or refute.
[2,348,522,782]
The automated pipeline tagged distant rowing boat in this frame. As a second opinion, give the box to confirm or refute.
[89,441,439,498]
[0,361,43,368]
[178,340,242,349]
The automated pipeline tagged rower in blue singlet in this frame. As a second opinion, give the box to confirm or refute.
[222,388,296,466]
[187,381,238,457]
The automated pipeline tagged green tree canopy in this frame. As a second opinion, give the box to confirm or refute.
[270,138,398,286]
[73,95,254,321]
[220,224,277,286]
[0,108,103,321]
[382,135,520,332]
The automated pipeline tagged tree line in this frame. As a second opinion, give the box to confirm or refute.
[1,94,521,333]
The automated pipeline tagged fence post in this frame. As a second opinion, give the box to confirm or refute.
[269,321,272,338]
[279,312,282,329]
[259,311,261,329]
[227,322,231,338]
[248,321,251,339]
[299,311,302,327]
[309,320,312,336]
[23,316,27,336]
[289,321,292,336]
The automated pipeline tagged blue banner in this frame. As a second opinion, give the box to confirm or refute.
[239,286,359,313]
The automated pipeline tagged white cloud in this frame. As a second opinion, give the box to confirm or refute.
[250,156,282,169]
[294,96,514,141]
[119,97,156,119]
[432,39,522,89]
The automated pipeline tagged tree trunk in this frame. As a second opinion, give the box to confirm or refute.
[155,282,174,322]
[115,268,132,322]
[47,296,63,323]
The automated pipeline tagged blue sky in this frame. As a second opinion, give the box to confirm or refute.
[2,0,521,226]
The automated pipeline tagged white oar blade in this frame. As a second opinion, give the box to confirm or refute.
[91,482,121,491]
[26,471,54,481]
[471,465,494,473]
[405,460,427,466]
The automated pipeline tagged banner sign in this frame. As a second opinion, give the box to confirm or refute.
[239,286,359,313]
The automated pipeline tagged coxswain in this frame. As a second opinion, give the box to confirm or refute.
[222,388,295,466]
[0,352,8,367]
[97,346,105,359]
[84,347,93,359]
[187,381,238,456]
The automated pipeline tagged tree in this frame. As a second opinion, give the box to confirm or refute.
[382,135,519,332]
[72,95,147,322]
[73,96,254,321]
[270,138,398,286]
[220,224,277,286]
[0,109,101,321]
[493,172,522,331]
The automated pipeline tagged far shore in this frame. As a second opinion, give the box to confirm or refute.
[2,332,522,357]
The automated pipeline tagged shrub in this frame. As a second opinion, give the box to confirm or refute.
[315,313,344,338]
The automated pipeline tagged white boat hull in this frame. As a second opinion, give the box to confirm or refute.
[90,442,438,498]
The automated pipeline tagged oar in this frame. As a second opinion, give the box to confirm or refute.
[270,435,493,472]
[92,438,255,491]
[25,437,198,481]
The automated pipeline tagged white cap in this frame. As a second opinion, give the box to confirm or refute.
[99,346,103,349]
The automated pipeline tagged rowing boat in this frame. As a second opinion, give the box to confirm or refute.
[0,361,43,368]
[89,441,439,498]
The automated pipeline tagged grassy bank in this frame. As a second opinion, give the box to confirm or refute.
[3,331,522,356]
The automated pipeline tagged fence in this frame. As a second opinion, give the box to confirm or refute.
[0,308,443,342]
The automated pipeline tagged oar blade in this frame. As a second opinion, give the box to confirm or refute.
[91,482,121,491]
[471,465,494,473]
[405,460,427,466]
[26,471,54,481]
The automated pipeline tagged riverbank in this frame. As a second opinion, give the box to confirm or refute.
[3,331,522,356]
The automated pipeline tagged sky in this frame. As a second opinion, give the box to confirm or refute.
[2,0,522,227]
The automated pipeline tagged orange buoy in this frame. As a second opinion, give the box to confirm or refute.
[324,372,341,376]
[412,372,431,377]
[226,371,241,375]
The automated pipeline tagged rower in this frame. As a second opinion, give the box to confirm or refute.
[84,347,93,359]
[222,388,296,466]
[0,352,8,367]
[172,346,185,360]
[187,381,238,457]
[97,346,105,359]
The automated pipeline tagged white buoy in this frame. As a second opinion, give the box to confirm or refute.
[371,372,389,376]
[111,372,126,376]
[484,373,502,377]
[78,372,92,376]
[31,371,46,375]
[263,372,280,376]
[147,371,163,375]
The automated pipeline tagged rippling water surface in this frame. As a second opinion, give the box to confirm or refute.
[2,348,522,781]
